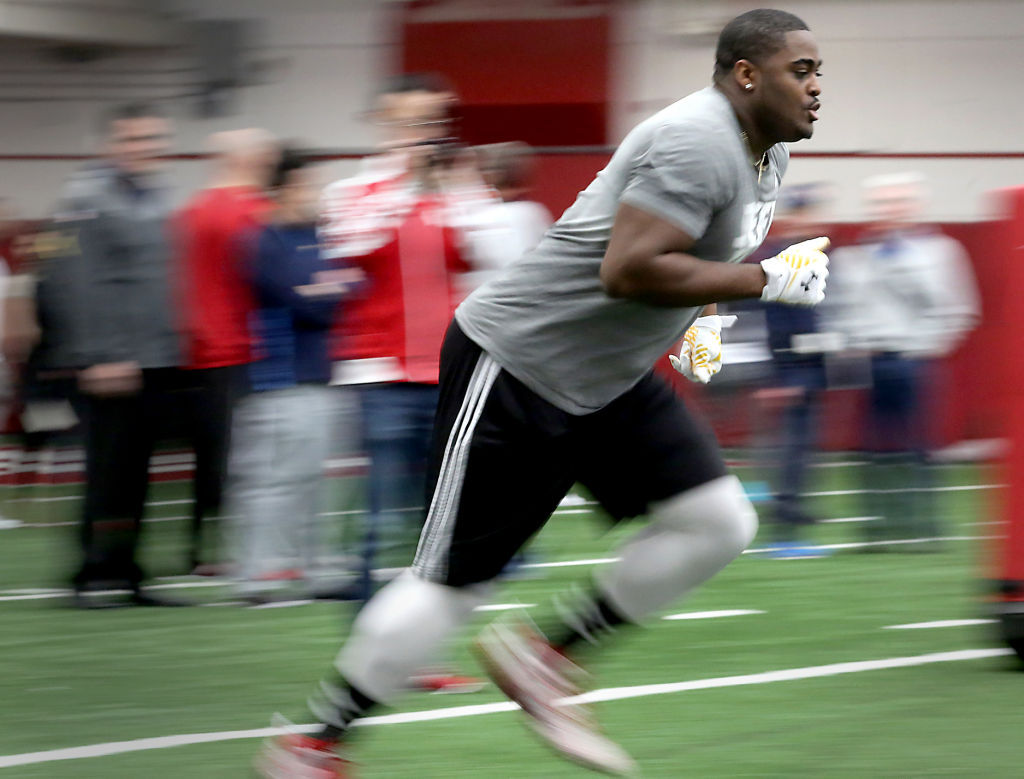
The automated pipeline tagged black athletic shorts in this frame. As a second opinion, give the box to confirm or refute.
[411,321,728,587]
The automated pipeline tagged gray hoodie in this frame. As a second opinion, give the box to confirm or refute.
[42,164,181,370]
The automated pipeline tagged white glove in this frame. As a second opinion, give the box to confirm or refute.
[669,315,723,384]
[760,236,830,306]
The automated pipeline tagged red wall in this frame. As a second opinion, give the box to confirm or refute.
[401,13,609,146]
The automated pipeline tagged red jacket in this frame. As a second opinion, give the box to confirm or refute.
[175,186,273,369]
[321,159,492,385]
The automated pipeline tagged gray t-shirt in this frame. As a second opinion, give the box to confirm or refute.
[456,87,788,414]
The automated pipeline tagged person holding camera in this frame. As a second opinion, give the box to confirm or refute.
[320,74,496,590]
[319,72,502,692]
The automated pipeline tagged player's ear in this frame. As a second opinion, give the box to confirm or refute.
[733,60,757,93]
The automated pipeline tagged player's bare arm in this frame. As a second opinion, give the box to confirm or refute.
[600,202,767,306]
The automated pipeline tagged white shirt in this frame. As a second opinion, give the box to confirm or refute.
[457,199,553,295]
[829,231,980,358]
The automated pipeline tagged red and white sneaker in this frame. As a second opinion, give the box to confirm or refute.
[256,718,353,779]
[409,670,486,694]
[473,613,637,776]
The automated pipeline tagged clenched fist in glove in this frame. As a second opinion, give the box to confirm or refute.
[760,236,830,306]
[670,315,724,384]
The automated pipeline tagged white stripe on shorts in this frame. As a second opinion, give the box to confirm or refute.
[413,353,500,581]
[412,355,493,570]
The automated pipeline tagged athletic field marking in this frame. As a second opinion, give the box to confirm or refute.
[474,603,536,612]
[0,592,70,602]
[6,496,192,506]
[2,588,62,594]
[0,536,997,604]
[804,484,1004,497]
[525,535,993,568]
[568,649,1011,706]
[0,648,1010,769]
[884,619,998,630]
[2,481,1001,515]
[663,609,764,621]
[558,494,591,506]
[820,516,880,524]
[250,599,314,610]
[13,515,192,529]
[521,557,620,570]
[3,483,1001,530]
[746,535,993,555]
[13,503,589,529]
[0,580,232,603]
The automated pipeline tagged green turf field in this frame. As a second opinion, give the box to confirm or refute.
[1,457,1020,777]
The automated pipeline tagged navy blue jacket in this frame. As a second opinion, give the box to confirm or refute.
[246,223,342,391]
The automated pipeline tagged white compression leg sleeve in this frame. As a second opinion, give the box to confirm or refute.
[596,475,758,623]
[334,570,492,703]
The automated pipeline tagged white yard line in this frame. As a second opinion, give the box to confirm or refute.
[819,516,880,524]
[9,503,590,529]
[250,599,315,610]
[520,557,620,570]
[884,619,998,630]
[521,534,994,569]
[0,580,232,602]
[746,535,993,555]
[1,483,1001,528]
[569,649,1011,706]
[0,592,73,602]
[0,648,1010,769]
[663,609,764,620]
[804,484,1004,497]
[0,535,997,603]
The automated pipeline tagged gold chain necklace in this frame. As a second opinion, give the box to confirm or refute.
[740,131,768,185]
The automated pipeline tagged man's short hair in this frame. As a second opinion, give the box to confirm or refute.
[476,142,534,190]
[713,9,809,80]
[100,102,163,134]
[270,146,311,190]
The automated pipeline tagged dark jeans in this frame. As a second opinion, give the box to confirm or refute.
[74,368,184,588]
[867,353,927,453]
[356,383,440,580]
[772,361,826,532]
[863,353,936,540]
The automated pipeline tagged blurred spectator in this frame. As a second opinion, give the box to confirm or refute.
[0,203,20,529]
[1,207,42,370]
[758,183,833,556]
[227,148,357,604]
[320,73,500,589]
[319,72,503,695]
[56,103,183,606]
[175,129,278,573]
[831,173,980,549]
[14,223,82,431]
[458,141,552,294]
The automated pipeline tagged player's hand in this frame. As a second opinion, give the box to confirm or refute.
[669,315,723,384]
[760,236,830,306]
